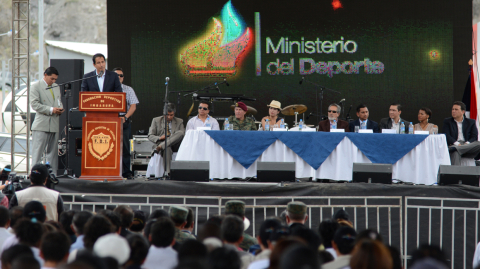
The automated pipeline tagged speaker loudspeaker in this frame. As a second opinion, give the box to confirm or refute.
[170,161,209,181]
[437,165,480,186]
[352,163,392,184]
[257,162,295,182]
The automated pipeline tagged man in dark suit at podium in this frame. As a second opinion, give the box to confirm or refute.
[348,104,379,133]
[80,53,122,92]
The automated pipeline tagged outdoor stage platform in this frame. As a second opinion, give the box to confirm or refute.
[56,178,480,268]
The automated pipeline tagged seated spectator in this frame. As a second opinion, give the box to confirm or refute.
[208,247,241,269]
[182,208,195,238]
[323,227,357,269]
[1,244,34,269]
[411,244,448,268]
[319,219,340,259]
[333,209,353,228]
[289,225,322,252]
[149,209,169,220]
[70,211,93,252]
[143,217,178,269]
[125,234,149,269]
[350,239,392,269]
[93,234,130,266]
[8,207,23,234]
[225,200,257,251]
[285,202,308,229]
[0,206,13,251]
[221,215,253,269]
[387,245,402,269]
[169,206,196,244]
[15,218,45,266]
[318,250,334,264]
[114,205,134,238]
[10,254,40,269]
[268,238,306,269]
[354,229,383,244]
[40,231,71,268]
[249,218,282,269]
[130,210,146,234]
[279,244,320,269]
[177,239,207,264]
[83,215,114,251]
[59,211,76,245]
[97,210,121,234]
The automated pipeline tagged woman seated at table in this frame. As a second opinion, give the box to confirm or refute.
[414,107,435,133]
[261,100,283,130]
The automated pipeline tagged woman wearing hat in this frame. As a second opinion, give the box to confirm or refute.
[261,100,283,130]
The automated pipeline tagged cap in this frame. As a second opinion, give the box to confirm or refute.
[23,200,46,222]
[267,100,282,110]
[235,102,248,112]
[333,226,357,244]
[30,163,49,183]
[169,206,189,222]
[287,201,307,215]
[225,200,245,217]
[333,209,349,221]
[93,233,131,264]
[3,165,11,172]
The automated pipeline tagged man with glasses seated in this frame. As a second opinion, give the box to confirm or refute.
[318,103,350,132]
[186,101,220,131]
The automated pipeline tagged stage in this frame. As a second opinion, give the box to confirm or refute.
[56,178,480,268]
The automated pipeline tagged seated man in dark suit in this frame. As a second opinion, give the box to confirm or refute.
[80,53,122,92]
[348,104,379,133]
[379,103,410,133]
[318,103,350,132]
[442,101,480,165]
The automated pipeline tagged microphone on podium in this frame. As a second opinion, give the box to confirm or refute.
[338,98,345,103]
[299,77,304,84]
[97,70,104,77]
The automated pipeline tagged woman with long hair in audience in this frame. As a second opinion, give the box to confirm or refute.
[350,239,393,269]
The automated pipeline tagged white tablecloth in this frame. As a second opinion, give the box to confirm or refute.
[175,130,451,184]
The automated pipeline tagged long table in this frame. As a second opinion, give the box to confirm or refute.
[176,130,451,184]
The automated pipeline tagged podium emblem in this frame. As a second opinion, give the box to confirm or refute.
[88,132,115,161]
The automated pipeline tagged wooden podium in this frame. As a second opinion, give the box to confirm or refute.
[78,92,126,181]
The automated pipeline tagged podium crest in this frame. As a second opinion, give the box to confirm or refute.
[88,132,115,161]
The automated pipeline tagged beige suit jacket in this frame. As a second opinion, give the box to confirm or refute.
[148,116,185,154]
[30,80,63,133]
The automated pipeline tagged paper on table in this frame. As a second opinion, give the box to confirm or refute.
[382,129,396,134]
[330,129,345,133]
[359,129,373,133]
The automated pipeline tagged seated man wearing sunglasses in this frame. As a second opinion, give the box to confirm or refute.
[186,101,220,131]
[318,103,350,132]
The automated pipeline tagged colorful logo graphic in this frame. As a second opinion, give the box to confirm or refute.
[179,1,253,78]
[429,50,440,60]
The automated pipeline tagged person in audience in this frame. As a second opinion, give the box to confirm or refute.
[261,100,283,131]
[221,215,253,269]
[169,206,196,244]
[379,103,410,133]
[322,226,357,269]
[226,102,257,130]
[113,205,134,237]
[143,218,157,240]
[224,200,257,251]
[318,103,350,132]
[93,234,130,266]
[248,218,282,269]
[285,201,308,229]
[143,217,178,269]
[149,209,169,220]
[177,239,208,263]
[97,210,121,234]
[125,234,150,269]
[387,245,402,269]
[348,104,379,133]
[130,210,146,234]
[279,244,320,269]
[186,101,220,131]
[83,215,114,251]
[0,206,13,251]
[414,107,435,133]
[349,239,392,269]
[8,207,23,233]
[208,247,242,269]
[354,229,383,245]
[318,250,335,264]
[319,219,340,259]
[443,101,480,165]
[267,238,306,269]
[147,103,185,175]
[40,231,71,268]
[333,209,353,228]
[10,254,40,269]
[182,208,195,238]
[59,210,76,245]
[9,164,64,222]
[1,244,34,269]
[15,218,45,266]
[70,211,93,252]
[289,226,322,252]
[411,244,448,268]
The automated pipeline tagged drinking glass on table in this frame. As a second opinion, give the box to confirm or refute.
[273,123,279,129]
[355,126,359,133]
[432,125,438,135]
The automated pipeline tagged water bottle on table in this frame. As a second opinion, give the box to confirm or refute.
[408,122,414,134]
[265,119,270,131]
[361,121,366,130]
[224,118,230,130]
[299,119,304,131]
[332,120,337,129]
[280,119,285,129]
[205,117,211,128]
[400,122,405,134]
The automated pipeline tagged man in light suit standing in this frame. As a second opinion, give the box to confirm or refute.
[147,103,185,176]
[31,67,64,174]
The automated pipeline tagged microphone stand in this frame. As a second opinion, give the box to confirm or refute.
[302,78,341,122]
[162,77,170,180]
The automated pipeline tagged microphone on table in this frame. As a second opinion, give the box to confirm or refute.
[97,70,104,77]
[338,98,345,103]
[216,85,221,94]
[299,77,304,84]
[224,78,229,86]
[306,112,314,120]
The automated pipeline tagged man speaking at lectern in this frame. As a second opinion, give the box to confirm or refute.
[80,53,122,92]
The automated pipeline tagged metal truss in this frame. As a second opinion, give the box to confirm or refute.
[11,0,30,173]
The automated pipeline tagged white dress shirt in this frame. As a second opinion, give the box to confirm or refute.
[96,70,105,92]
[454,117,468,146]
[0,228,13,253]
[186,115,220,131]
[142,245,177,269]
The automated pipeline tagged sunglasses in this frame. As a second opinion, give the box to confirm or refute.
[198,107,209,110]
[328,110,337,113]
[118,74,124,77]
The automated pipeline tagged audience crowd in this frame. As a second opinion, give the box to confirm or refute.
[0,198,457,269]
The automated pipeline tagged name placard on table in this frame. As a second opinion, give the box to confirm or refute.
[414,131,429,135]
[382,129,397,134]
[330,129,345,133]
[358,129,374,133]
